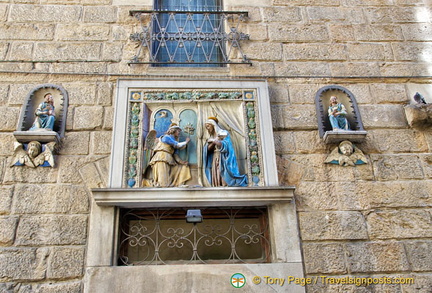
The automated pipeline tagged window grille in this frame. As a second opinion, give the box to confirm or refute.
[129,0,250,66]
[118,207,270,265]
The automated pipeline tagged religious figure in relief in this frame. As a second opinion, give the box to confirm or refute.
[203,117,248,187]
[145,123,191,187]
[30,93,56,131]
[325,140,367,167]
[328,96,350,131]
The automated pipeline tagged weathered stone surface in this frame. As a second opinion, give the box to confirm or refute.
[0,43,7,61]
[83,6,118,23]
[51,62,108,74]
[405,240,432,271]
[354,25,404,41]
[268,83,289,104]
[422,154,432,178]
[367,209,432,239]
[58,132,90,155]
[73,106,104,130]
[15,215,87,245]
[365,7,427,24]
[47,247,84,279]
[78,161,105,189]
[8,42,34,61]
[4,166,58,184]
[288,83,322,104]
[402,23,432,41]
[295,182,339,211]
[0,133,15,156]
[242,42,282,61]
[380,62,430,77]
[328,25,355,41]
[274,62,331,76]
[36,281,82,293]
[393,43,432,61]
[293,131,326,154]
[272,104,318,130]
[401,274,432,293]
[65,84,96,106]
[342,181,432,210]
[269,25,329,42]
[0,248,48,281]
[347,43,393,60]
[368,129,427,153]
[346,241,409,273]
[369,83,407,103]
[0,84,9,106]
[34,43,101,62]
[0,186,13,215]
[56,156,95,184]
[247,24,268,41]
[284,44,347,61]
[9,5,82,22]
[360,104,407,128]
[13,184,89,214]
[91,131,112,155]
[330,62,381,77]
[103,107,114,130]
[262,7,301,23]
[0,106,20,131]
[371,154,424,180]
[307,7,366,24]
[303,243,347,274]
[274,131,295,154]
[299,211,368,241]
[101,42,124,62]
[0,216,18,245]
[57,24,110,41]
[274,0,340,5]
[0,24,55,40]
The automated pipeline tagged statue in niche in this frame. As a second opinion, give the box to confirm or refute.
[29,93,56,131]
[143,123,191,187]
[203,117,248,187]
[324,140,367,167]
[10,141,56,168]
[328,96,350,131]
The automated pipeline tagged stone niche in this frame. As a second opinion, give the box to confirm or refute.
[315,85,367,144]
[13,83,68,144]
[85,79,304,293]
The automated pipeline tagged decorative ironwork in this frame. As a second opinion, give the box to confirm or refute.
[129,10,250,65]
[118,207,270,265]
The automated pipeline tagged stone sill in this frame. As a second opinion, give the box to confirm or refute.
[13,130,60,144]
[84,263,305,293]
[92,186,294,208]
[323,130,367,144]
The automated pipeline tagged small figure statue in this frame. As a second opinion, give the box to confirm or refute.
[145,123,191,187]
[10,141,56,168]
[30,93,56,131]
[325,140,367,167]
[203,117,248,187]
[328,96,350,131]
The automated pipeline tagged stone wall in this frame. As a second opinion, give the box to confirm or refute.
[0,0,431,292]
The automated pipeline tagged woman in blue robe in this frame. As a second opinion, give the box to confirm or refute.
[328,96,350,131]
[203,117,248,187]
[30,93,56,131]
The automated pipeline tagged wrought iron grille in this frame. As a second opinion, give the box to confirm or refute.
[118,207,270,265]
[129,10,250,65]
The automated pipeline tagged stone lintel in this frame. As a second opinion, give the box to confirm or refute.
[13,130,60,144]
[323,130,367,144]
[92,186,295,208]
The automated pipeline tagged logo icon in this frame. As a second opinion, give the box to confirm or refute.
[231,273,246,288]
